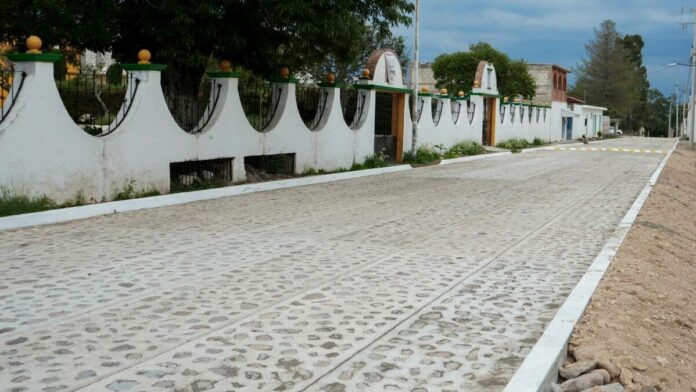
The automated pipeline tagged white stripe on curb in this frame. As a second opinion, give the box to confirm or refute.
[0,165,412,231]
[502,138,679,392]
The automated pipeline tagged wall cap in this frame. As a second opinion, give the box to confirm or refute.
[7,53,62,63]
[121,63,167,71]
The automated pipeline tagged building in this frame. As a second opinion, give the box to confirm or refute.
[526,64,570,104]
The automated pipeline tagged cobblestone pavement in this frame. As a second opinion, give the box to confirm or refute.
[0,138,675,392]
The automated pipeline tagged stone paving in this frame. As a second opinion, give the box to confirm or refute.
[0,137,675,392]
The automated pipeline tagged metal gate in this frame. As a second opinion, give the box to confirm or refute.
[374,92,397,162]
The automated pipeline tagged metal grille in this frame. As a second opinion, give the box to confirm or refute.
[0,65,27,125]
[245,154,295,175]
[170,157,234,185]
[467,101,476,124]
[499,104,506,124]
[520,105,526,123]
[163,76,222,134]
[452,101,462,124]
[239,79,281,131]
[296,84,328,130]
[432,98,443,125]
[55,69,137,136]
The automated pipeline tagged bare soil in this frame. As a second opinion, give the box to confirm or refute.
[569,142,696,391]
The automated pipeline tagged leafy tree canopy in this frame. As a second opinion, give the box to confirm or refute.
[572,20,641,120]
[431,42,536,99]
[0,0,414,92]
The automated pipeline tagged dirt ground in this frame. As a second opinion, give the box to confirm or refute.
[569,142,696,391]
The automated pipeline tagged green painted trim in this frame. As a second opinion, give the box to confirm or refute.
[438,94,452,99]
[269,77,299,84]
[353,84,413,94]
[467,91,502,98]
[7,53,62,63]
[451,96,469,101]
[121,63,167,71]
[417,92,434,97]
[206,71,240,78]
[318,82,348,88]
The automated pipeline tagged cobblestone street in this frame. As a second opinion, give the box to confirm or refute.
[0,138,675,392]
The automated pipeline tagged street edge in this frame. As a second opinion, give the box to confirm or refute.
[0,165,412,231]
[438,151,512,165]
[502,137,680,392]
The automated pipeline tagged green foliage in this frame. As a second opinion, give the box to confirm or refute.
[113,180,160,200]
[350,153,390,170]
[106,63,124,85]
[443,141,486,158]
[496,138,533,152]
[572,20,642,121]
[301,167,349,176]
[82,125,102,136]
[532,138,545,146]
[403,147,440,165]
[643,89,670,137]
[431,42,536,99]
[597,130,604,138]
[0,188,86,217]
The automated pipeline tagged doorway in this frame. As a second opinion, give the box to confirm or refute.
[374,92,406,163]
[482,97,497,146]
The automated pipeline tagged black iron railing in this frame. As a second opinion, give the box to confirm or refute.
[510,104,516,123]
[519,105,525,123]
[163,74,222,134]
[452,101,462,124]
[0,65,27,125]
[55,68,139,136]
[467,101,476,124]
[499,104,506,124]
[341,87,359,128]
[432,97,444,125]
[296,84,327,130]
[239,78,282,131]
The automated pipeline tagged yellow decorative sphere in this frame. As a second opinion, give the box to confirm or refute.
[326,73,336,83]
[219,59,232,72]
[458,91,465,97]
[137,49,152,64]
[439,88,448,95]
[473,80,480,88]
[26,35,42,54]
[504,96,509,102]
[280,67,290,78]
[420,86,429,93]
[361,69,370,78]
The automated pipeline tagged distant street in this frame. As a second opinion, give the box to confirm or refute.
[0,137,674,392]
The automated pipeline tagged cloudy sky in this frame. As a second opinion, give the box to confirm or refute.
[397,0,692,97]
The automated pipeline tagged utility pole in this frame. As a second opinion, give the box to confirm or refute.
[668,96,673,138]
[675,82,680,138]
[410,0,419,152]
[687,8,696,146]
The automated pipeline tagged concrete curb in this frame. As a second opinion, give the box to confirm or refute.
[502,138,680,392]
[438,151,512,165]
[0,165,412,231]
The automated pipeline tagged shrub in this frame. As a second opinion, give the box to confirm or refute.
[402,147,440,165]
[0,188,86,217]
[351,153,390,170]
[497,138,533,153]
[114,180,160,200]
[532,138,545,146]
[106,63,124,85]
[443,142,485,158]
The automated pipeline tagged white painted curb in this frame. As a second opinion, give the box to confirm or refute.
[0,165,411,231]
[438,151,512,165]
[503,138,680,392]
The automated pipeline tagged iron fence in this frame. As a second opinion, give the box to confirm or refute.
[452,101,462,124]
[238,78,279,131]
[432,97,443,125]
[1,65,27,125]
[162,73,221,134]
[500,104,506,123]
[54,69,139,136]
[467,101,476,124]
[340,86,360,128]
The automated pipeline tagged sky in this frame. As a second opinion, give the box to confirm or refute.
[396,0,693,98]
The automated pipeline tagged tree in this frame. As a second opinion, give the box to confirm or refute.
[620,34,650,131]
[644,88,670,137]
[0,0,414,94]
[308,26,409,83]
[431,42,536,99]
[572,20,640,120]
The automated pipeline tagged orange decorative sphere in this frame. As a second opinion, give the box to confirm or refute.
[219,59,232,72]
[361,69,370,78]
[473,80,480,88]
[26,35,42,53]
[326,73,336,83]
[280,67,290,78]
[137,49,152,64]
[504,96,509,102]
[420,86,430,93]
[458,91,465,97]
[439,88,448,95]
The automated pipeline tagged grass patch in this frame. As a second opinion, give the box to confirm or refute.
[0,188,86,217]
[403,147,441,165]
[404,142,486,165]
[350,153,390,170]
[301,167,350,176]
[496,138,535,153]
[113,180,161,200]
[443,141,486,159]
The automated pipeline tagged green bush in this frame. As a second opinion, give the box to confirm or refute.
[114,180,161,200]
[106,63,124,85]
[0,188,86,217]
[402,147,441,165]
[350,153,390,170]
[443,142,485,158]
[532,138,545,146]
[497,138,533,153]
